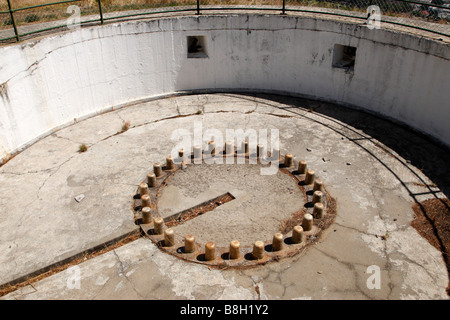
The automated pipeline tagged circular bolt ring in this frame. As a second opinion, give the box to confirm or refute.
[136,149,334,267]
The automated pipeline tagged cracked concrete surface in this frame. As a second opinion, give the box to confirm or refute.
[0,93,449,299]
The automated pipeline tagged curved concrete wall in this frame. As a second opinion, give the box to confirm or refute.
[1,14,449,161]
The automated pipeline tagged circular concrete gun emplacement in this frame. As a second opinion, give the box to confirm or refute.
[132,145,337,268]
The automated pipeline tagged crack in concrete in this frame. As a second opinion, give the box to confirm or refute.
[51,133,86,146]
[313,246,388,299]
[111,249,144,299]
[36,155,78,201]
[1,94,448,299]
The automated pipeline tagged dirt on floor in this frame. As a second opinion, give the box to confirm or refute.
[165,193,235,228]
[411,197,450,296]
[0,231,142,298]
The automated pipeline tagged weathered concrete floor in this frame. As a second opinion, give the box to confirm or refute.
[0,93,449,299]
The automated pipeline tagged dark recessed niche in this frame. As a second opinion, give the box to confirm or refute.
[332,44,357,71]
[187,36,208,58]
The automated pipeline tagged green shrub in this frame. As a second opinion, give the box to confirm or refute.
[43,13,58,20]
[24,14,40,23]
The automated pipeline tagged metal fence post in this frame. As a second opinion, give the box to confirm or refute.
[6,0,19,42]
[97,0,104,24]
[197,0,200,15]
[282,0,286,15]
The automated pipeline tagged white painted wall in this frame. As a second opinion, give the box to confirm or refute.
[0,14,449,161]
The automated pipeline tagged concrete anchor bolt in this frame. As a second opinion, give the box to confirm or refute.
[153,217,164,235]
[257,144,264,159]
[302,213,314,231]
[272,148,281,162]
[312,190,323,204]
[208,141,216,156]
[253,241,265,260]
[292,225,304,244]
[224,141,233,156]
[184,234,195,253]
[142,206,152,224]
[313,202,324,219]
[147,173,156,188]
[193,145,202,163]
[284,153,293,168]
[298,160,307,174]
[229,240,241,259]
[141,194,151,208]
[242,141,249,154]
[272,233,284,251]
[166,155,175,170]
[164,228,175,247]
[139,182,149,195]
[305,169,315,185]
[313,179,323,192]
[205,242,216,261]
[153,163,162,177]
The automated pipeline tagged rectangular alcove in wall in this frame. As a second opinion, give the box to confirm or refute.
[332,44,357,71]
[187,36,208,58]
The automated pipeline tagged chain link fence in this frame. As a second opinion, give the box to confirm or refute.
[1,0,449,44]
[0,0,102,42]
[99,0,198,21]
[285,0,450,36]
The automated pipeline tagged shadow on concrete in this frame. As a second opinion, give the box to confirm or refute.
[227,91,450,293]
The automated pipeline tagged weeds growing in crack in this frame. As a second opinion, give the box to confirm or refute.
[78,144,88,153]
[121,120,131,133]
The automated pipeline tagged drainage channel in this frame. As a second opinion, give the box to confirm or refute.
[164,192,236,228]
